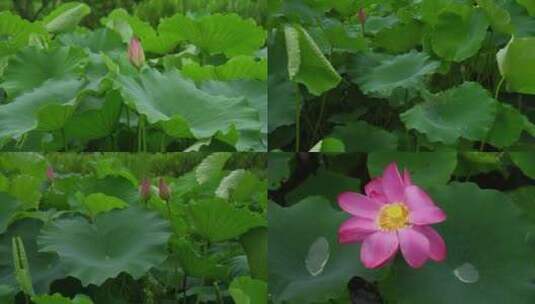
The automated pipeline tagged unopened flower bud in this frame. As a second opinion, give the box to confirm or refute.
[158,178,170,202]
[358,8,367,33]
[128,37,145,69]
[139,177,151,202]
[46,166,55,183]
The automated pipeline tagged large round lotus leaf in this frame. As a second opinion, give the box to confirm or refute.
[0,193,21,234]
[43,2,91,33]
[171,238,227,280]
[476,0,514,34]
[1,46,86,98]
[115,68,260,140]
[0,11,48,58]
[510,152,535,178]
[64,91,122,142]
[0,78,84,140]
[517,0,535,15]
[182,56,267,82]
[286,168,361,205]
[0,219,65,294]
[374,19,423,54]
[229,276,267,304]
[188,198,266,242]
[101,8,181,54]
[267,153,293,190]
[269,197,380,304]
[401,82,498,144]
[348,51,439,97]
[284,24,341,96]
[367,152,458,188]
[200,80,267,134]
[58,28,124,54]
[329,121,398,152]
[268,30,296,132]
[486,103,525,148]
[162,13,266,57]
[38,206,171,286]
[380,182,535,304]
[431,6,489,62]
[195,152,232,184]
[240,228,268,281]
[497,36,535,94]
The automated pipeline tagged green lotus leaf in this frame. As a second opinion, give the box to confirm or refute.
[0,11,48,58]
[32,293,94,304]
[284,24,341,96]
[229,276,267,304]
[8,174,43,210]
[510,186,535,223]
[164,13,266,57]
[286,168,361,205]
[267,153,293,190]
[38,206,171,286]
[215,169,262,201]
[268,30,297,132]
[188,198,266,242]
[171,238,227,280]
[115,68,261,142]
[200,79,267,135]
[269,197,378,303]
[101,9,181,54]
[374,19,423,54]
[1,46,86,98]
[64,91,123,142]
[486,103,525,148]
[312,18,367,54]
[455,152,506,177]
[0,193,21,234]
[367,152,458,188]
[497,36,535,95]
[507,0,535,37]
[182,56,267,82]
[348,51,439,97]
[82,193,128,218]
[309,137,346,152]
[42,2,91,33]
[0,78,84,140]
[510,152,535,178]
[240,228,268,281]
[431,6,489,62]
[329,121,398,152]
[0,219,65,294]
[0,285,14,304]
[380,182,535,304]
[401,82,498,144]
[0,153,48,177]
[476,0,514,33]
[195,152,232,184]
[58,28,124,54]
[517,0,535,15]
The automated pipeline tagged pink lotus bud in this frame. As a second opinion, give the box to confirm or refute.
[139,177,151,202]
[158,178,170,202]
[46,166,55,183]
[358,8,367,33]
[128,37,145,69]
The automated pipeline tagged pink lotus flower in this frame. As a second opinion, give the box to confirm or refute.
[158,178,170,202]
[46,166,55,183]
[139,177,151,202]
[337,162,446,269]
[128,37,145,69]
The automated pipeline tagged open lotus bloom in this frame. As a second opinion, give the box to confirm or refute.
[338,162,447,269]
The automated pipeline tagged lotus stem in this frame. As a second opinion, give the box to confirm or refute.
[295,84,301,152]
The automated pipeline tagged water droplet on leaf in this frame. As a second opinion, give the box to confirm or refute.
[454,263,479,283]
[305,236,330,277]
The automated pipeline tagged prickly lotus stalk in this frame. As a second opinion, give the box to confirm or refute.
[12,237,35,296]
[128,36,145,69]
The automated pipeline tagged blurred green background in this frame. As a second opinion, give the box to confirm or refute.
[0,0,266,27]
